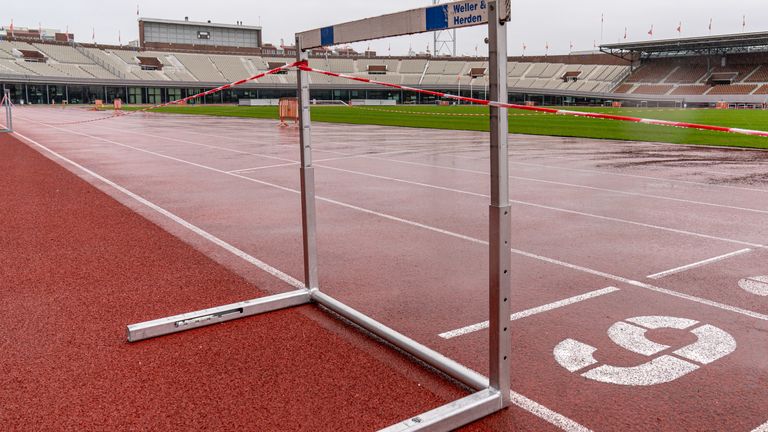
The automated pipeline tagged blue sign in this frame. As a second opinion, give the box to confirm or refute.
[320,26,335,46]
[426,1,488,31]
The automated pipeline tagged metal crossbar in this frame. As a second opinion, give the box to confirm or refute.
[126,1,512,430]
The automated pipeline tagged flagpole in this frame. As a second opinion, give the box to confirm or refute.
[600,13,604,44]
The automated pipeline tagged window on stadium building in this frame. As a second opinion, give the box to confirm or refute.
[128,87,143,105]
[146,88,162,105]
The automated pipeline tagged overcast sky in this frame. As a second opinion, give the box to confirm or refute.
[4,0,767,56]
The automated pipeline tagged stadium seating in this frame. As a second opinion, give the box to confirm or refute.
[0,59,33,75]
[707,84,757,95]
[32,43,93,64]
[665,65,708,83]
[632,85,674,95]
[399,59,428,74]
[670,85,710,95]
[754,84,768,95]
[209,55,250,82]
[174,54,225,82]
[745,66,768,82]
[3,39,768,102]
[625,63,675,83]
[708,65,758,83]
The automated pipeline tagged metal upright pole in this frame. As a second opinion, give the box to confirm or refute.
[296,38,320,290]
[5,89,12,132]
[487,0,511,407]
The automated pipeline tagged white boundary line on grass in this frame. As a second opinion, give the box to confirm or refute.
[439,287,621,339]
[22,120,768,325]
[647,248,753,280]
[10,128,593,432]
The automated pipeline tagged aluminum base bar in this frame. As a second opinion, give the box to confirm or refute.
[127,289,311,342]
[381,389,503,432]
[311,290,489,391]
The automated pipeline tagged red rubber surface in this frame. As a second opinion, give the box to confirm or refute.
[0,132,516,431]
[7,107,768,431]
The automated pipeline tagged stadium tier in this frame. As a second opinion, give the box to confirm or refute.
[2,31,768,106]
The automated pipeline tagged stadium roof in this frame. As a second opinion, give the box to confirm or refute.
[600,31,768,59]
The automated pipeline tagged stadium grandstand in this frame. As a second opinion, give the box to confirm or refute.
[1,18,768,107]
[602,31,768,105]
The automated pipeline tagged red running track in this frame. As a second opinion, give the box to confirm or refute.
[0,132,506,431]
[6,106,768,431]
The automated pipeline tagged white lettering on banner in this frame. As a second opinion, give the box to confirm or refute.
[449,0,488,29]
[553,316,737,386]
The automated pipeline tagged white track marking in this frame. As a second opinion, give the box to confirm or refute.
[555,317,736,387]
[24,121,768,324]
[317,164,766,249]
[12,131,305,290]
[627,316,698,329]
[357,154,768,216]
[607,322,669,356]
[553,339,599,372]
[15,123,595,432]
[93,121,414,166]
[92,122,299,162]
[753,421,768,432]
[508,247,768,322]
[674,325,737,365]
[508,391,593,432]
[582,356,699,386]
[739,276,768,297]
[348,142,768,195]
[506,160,768,195]
[98,118,768,209]
[228,162,299,174]
[646,249,753,280]
[439,287,621,339]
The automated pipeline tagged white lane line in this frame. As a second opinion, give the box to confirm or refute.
[439,287,621,339]
[98,118,768,214]
[92,121,415,166]
[647,248,753,280]
[26,121,768,324]
[508,391,592,432]
[508,247,768,322]
[12,130,305,290]
[354,154,768,216]
[316,164,766,249]
[15,123,593,432]
[228,162,299,174]
[753,420,768,432]
[506,160,768,195]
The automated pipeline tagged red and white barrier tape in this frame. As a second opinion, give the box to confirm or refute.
[43,62,301,126]
[298,64,768,138]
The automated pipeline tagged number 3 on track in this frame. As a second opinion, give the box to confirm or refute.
[553,316,736,386]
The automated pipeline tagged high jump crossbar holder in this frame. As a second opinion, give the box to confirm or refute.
[127,1,513,430]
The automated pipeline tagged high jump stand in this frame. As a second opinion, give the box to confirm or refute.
[127,1,512,429]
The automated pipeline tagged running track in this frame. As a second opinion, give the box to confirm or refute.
[7,106,768,431]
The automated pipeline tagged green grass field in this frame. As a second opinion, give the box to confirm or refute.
[124,104,768,149]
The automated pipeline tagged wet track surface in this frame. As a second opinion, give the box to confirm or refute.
[6,106,768,431]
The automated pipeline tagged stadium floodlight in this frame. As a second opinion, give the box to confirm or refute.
[128,1,513,430]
